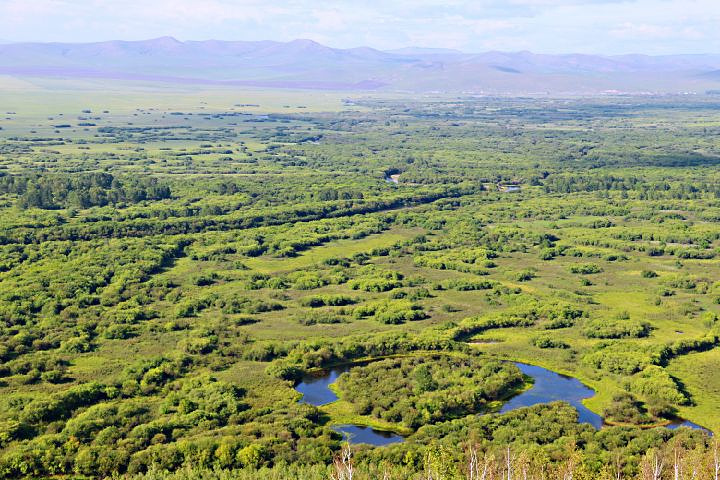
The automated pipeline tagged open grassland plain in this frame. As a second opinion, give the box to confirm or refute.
[0,82,719,478]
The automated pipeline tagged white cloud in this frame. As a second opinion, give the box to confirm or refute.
[609,22,703,40]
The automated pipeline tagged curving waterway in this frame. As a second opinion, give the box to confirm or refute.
[500,363,602,428]
[295,361,708,446]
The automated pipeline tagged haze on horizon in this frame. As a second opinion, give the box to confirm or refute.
[1,0,719,56]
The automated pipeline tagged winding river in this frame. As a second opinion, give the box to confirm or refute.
[295,361,708,446]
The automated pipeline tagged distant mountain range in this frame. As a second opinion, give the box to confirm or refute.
[1,37,720,94]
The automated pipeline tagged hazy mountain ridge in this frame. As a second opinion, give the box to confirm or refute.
[1,37,720,93]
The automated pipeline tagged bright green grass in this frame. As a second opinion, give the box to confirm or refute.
[666,349,720,432]
[320,399,414,436]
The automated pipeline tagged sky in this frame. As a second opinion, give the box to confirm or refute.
[0,0,719,55]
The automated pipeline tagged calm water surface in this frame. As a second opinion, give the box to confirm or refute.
[501,363,603,428]
[332,425,404,445]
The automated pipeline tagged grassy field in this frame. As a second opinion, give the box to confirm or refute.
[0,86,718,477]
[667,349,720,432]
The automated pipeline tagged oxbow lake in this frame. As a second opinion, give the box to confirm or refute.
[295,361,708,446]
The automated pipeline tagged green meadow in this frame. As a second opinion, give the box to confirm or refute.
[0,82,718,478]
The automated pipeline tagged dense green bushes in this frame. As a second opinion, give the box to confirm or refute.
[583,344,654,375]
[583,318,652,339]
[1,93,720,479]
[413,248,496,275]
[295,311,346,325]
[335,356,524,428]
[353,299,427,324]
[300,294,356,307]
[435,278,497,291]
[603,393,659,425]
[452,313,535,340]
[629,366,688,406]
[569,263,603,274]
[532,335,570,349]
[266,333,469,380]
[348,268,405,292]
[451,302,585,341]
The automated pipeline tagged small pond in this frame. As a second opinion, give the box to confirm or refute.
[294,366,348,406]
[384,175,399,184]
[332,425,404,445]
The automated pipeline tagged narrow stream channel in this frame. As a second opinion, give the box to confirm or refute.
[295,361,709,446]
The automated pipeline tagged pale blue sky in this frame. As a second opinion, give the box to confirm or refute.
[1,0,719,54]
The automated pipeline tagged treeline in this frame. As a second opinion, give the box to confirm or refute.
[1,395,710,479]
[0,377,337,478]
[541,173,720,199]
[0,172,171,209]
[121,403,714,480]
[0,186,472,244]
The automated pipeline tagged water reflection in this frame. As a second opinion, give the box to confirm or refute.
[332,425,404,445]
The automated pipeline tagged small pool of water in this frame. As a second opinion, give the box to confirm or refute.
[666,419,711,433]
[384,174,399,184]
[294,366,348,406]
[332,425,404,445]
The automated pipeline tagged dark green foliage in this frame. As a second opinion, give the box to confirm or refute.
[435,279,497,291]
[348,269,404,292]
[267,333,469,379]
[604,393,656,425]
[533,336,570,349]
[629,365,688,406]
[218,295,284,315]
[514,269,536,281]
[295,311,346,325]
[299,294,355,307]
[1,173,171,210]
[353,299,427,324]
[583,318,652,339]
[569,263,603,274]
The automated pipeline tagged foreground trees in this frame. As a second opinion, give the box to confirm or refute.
[124,438,720,480]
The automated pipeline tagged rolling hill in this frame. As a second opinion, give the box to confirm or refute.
[1,37,720,93]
